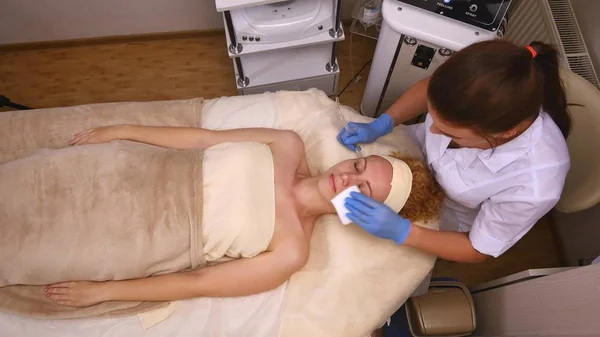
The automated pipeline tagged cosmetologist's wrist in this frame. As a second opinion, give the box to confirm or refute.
[400,221,421,246]
[374,113,394,136]
[392,219,412,245]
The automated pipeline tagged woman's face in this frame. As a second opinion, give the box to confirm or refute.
[320,155,393,202]
[427,102,493,149]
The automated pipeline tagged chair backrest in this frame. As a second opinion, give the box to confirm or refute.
[555,69,600,213]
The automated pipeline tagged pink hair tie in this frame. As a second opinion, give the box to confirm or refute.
[526,45,537,58]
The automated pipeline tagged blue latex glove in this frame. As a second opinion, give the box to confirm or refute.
[337,113,394,151]
[345,191,412,244]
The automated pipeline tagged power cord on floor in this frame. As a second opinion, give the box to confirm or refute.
[0,95,32,110]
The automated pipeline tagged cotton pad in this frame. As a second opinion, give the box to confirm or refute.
[330,185,361,225]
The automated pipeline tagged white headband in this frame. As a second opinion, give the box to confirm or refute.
[375,155,413,213]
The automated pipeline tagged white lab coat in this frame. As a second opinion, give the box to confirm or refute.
[407,112,570,257]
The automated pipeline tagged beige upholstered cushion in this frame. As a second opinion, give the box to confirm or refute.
[556,69,600,213]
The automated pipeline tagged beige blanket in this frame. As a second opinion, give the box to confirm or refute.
[0,100,206,319]
[0,92,437,337]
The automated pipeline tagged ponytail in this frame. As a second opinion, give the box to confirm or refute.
[529,41,572,138]
[428,39,572,141]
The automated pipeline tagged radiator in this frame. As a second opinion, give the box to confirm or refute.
[504,0,599,89]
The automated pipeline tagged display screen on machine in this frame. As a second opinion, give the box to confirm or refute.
[398,0,511,32]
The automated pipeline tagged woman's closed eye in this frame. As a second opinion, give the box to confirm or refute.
[352,158,370,196]
[354,158,367,173]
[358,182,372,197]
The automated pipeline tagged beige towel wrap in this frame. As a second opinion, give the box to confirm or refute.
[201,141,276,262]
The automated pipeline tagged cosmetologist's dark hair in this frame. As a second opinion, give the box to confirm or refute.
[427,39,571,139]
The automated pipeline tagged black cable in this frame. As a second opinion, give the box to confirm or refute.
[337,58,372,99]
[0,95,32,110]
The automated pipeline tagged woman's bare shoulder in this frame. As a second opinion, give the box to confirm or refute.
[267,131,312,248]
[273,130,305,153]
[269,130,308,173]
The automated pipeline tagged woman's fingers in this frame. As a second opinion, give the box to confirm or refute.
[46,294,76,306]
[73,135,90,146]
[69,129,97,145]
[344,198,372,217]
[349,191,382,208]
[68,136,81,145]
[47,293,68,300]
[43,282,85,307]
[347,212,369,228]
[69,126,119,146]
[45,282,73,303]
[69,134,86,145]
[47,293,68,301]
[45,287,70,295]
[346,202,370,221]
[45,281,72,289]
[346,192,380,211]
[72,133,94,145]
[73,129,93,139]
[44,281,72,292]
[74,128,92,136]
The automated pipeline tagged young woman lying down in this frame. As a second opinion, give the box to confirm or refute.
[1,124,442,311]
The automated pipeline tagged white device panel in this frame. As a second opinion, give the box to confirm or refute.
[215,0,288,12]
[233,42,339,95]
[223,0,343,57]
[223,16,344,57]
[365,24,450,117]
[238,72,338,96]
[361,0,499,117]
[383,1,497,51]
[221,0,343,96]
[231,0,333,45]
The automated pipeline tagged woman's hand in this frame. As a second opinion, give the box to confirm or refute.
[345,191,412,244]
[68,125,126,146]
[337,113,394,151]
[44,281,108,307]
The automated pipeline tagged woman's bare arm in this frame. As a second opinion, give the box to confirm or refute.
[385,77,430,125]
[45,236,308,307]
[405,226,489,263]
[69,124,300,151]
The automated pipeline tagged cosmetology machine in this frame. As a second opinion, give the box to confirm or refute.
[215,0,345,95]
[361,0,511,118]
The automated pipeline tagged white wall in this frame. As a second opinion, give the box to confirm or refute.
[0,0,360,45]
[0,0,224,44]
[570,0,600,73]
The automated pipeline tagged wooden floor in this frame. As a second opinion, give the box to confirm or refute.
[0,31,377,111]
[0,30,563,287]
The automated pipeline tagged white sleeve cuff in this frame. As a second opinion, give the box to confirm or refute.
[469,229,517,258]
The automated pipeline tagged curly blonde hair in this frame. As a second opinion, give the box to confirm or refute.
[390,152,444,223]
